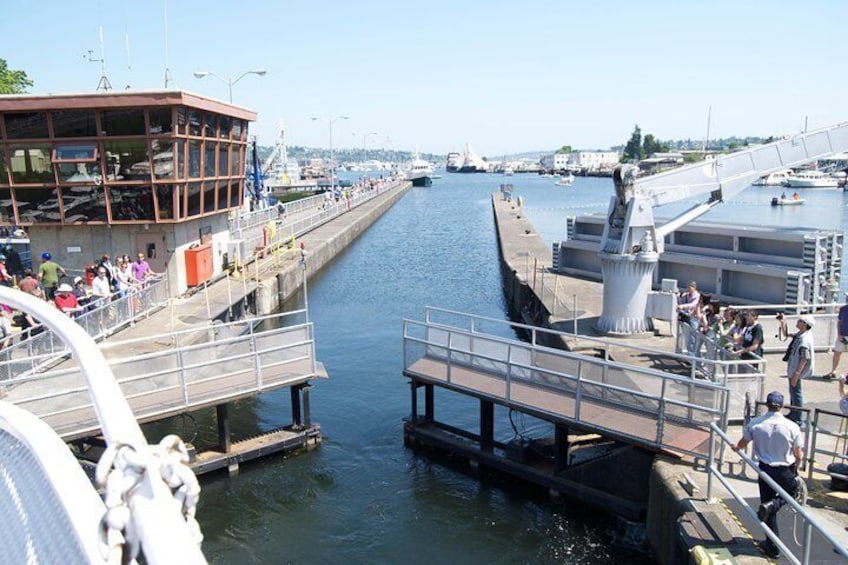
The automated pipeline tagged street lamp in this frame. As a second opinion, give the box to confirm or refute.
[192,69,267,103]
[311,116,349,189]
[353,131,378,167]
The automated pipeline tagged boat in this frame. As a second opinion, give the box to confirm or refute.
[771,195,805,206]
[405,153,434,187]
[554,173,575,186]
[445,152,462,173]
[456,143,488,173]
[752,169,793,186]
[784,170,841,188]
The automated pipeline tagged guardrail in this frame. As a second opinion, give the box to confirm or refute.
[707,423,848,564]
[230,179,404,264]
[5,310,317,439]
[806,407,848,484]
[420,306,757,421]
[404,307,729,458]
[726,302,841,354]
[0,275,170,378]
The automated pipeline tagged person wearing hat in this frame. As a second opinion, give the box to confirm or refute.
[825,291,848,380]
[72,276,91,307]
[778,314,816,424]
[733,391,804,559]
[37,252,66,300]
[53,282,80,316]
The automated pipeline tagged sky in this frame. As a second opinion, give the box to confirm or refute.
[2,0,847,157]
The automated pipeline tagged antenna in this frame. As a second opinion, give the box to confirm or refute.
[703,105,712,152]
[163,0,174,88]
[85,25,112,91]
[125,33,132,90]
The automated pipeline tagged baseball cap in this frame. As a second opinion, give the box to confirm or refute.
[798,315,815,328]
[766,391,784,407]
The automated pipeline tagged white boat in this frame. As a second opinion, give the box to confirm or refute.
[784,170,841,188]
[405,153,434,186]
[752,169,793,186]
[446,151,462,173]
[554,173,575,186]
[457,143,488,173]
[771,195,805,206]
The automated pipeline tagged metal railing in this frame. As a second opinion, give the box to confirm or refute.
[403,308,729,458]
[0,275,170,377]
[707,423,848,564]
[726,302,841,354]
[5,310,317,439]
[806,407,848,484]
[230,179,403,264]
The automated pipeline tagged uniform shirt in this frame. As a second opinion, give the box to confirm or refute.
[838,304,848,338]
[743,411,803,466]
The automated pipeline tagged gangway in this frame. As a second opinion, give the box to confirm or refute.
[403,307,729,458]
[2,310,320,441]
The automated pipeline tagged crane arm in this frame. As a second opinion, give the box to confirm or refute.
[600,121,848,256]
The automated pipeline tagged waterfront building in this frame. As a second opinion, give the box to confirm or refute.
[0,91,256,294]
[568,150,620,172]
[539,152,570,171]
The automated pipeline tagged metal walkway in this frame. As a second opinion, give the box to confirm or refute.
[2,311,320,441]
[403,308,730,458]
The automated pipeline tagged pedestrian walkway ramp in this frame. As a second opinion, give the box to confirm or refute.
[403,308,729,458]
[2,311,320,441]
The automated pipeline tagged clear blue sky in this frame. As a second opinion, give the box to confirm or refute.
[3,0,847,157]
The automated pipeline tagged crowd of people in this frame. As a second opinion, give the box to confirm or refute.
[0,250,160,349]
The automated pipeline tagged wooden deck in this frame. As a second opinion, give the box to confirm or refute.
[406,356,713,457]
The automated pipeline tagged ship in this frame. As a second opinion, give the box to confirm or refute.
[446,151,462,173]
[405,153,434,187]
[457,143,488,173]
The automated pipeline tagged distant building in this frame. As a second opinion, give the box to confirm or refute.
[0,90,256,294]
[540,153,570,171]
[568,151,620,171]
[639,152,685,174]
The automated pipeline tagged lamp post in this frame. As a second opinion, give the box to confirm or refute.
[311,116,349,189]
[353,131,378,167]
[192,69,267,103]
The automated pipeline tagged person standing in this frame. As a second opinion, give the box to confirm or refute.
[733,391,804,559]
[131,252,156,285]
[16,269,40,297]
[778,314,815,424]
[90,267,112,306]
[825,291,848,380]
[37,252,66,300]
[732,310,764,361]
[0,255,12,287]
[3,245,22,279]
[677,281,701,356]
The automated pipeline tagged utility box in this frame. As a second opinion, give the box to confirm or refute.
[185,243,213,287]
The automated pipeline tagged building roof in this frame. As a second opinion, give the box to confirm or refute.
[0,90,257,121]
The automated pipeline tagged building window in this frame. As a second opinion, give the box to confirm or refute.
[228,180,241,208]
[215,180,228,211]
[229,144,241,177]
[103,140,151,182]
[62,185,107,223]
[218,144,228,177]
[0,148,6,185]
[9,145,54,184]
[185,181,201,217]
[203,113,217,137]
[176,107,187,136]
[231,119,242,140]
[219,116,231,139]
[155,184,175,220]
[0,188,12,223]
[188,110,202,137]
[4,112,49,140]
[150,139,175,180]
[101,109,146,136]
[14,187,59,223]
[203,181,215,214]
[108,185,155,221]
[204,142,215,177]
[57,160,101,183]
[188,140,201,178]
[51,110,98,138]
[148,107,173,135]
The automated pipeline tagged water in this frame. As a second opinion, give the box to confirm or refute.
[193,172,651,564]
[194,172,847,563]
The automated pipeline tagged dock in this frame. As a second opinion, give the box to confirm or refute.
[401,191,848,564]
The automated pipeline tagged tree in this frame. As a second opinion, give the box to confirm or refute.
[555,145,573,154]
[0,59,33,94]
[623,125,642,162]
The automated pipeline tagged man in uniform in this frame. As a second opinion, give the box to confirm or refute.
[733,391,804,559]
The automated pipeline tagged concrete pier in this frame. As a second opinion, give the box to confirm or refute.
[486,192,848,563]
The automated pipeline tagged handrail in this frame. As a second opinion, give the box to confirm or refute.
[707,423,848,564]
[403,316,728,457]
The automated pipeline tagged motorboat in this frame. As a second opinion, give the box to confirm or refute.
[446,152,462,173]
[405,153,434,186]
[554,173,575,186]
[784,170,841,188]
[752,169,792,186]
[771,195,805,206]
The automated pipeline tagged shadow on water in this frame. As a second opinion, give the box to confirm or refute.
[194,173,653,564]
